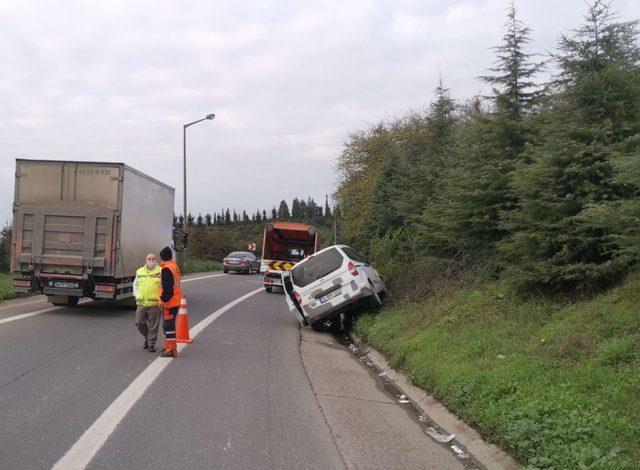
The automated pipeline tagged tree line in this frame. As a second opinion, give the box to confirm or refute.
[173,195,333,228]
[335,1,640,296]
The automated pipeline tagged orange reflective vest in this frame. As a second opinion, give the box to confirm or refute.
[159,259,182,308]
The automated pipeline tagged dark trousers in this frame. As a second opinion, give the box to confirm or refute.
[162,307,179,340]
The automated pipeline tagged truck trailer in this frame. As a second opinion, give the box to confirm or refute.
[10,159,175,306]
[261,222,321,293]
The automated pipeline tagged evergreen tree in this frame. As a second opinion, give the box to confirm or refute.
[500,1,640,292]
[177,215,184,228]
[271,207,277,220]
[277,200,290,219]
[299,199,308,219]
[187,213,195,227]
[196,213,204,227]
[480,3,542,120]
[256,210,262,223]
[242,210,249,222]
[172,214,178,228]
[324,195,332,219]
[205,213,212,227]
[233,210,238,222]
[291,198,301,219]
[225,209,231,225]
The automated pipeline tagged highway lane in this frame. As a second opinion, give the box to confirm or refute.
[0,273,339,469]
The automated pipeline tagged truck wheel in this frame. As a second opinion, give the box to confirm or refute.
[265,286,272,293]
[68,296,80,307]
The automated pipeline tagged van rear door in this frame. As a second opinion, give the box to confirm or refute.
[282,272,306,325]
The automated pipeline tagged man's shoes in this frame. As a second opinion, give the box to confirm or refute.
[143,340,149,350]
[148,345,156,353]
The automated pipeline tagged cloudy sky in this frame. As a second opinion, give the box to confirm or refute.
[1,0,638,223]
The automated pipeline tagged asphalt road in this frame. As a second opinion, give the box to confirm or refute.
[0,272,468,470]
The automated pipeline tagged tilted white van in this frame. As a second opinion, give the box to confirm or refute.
[282,245,387,331]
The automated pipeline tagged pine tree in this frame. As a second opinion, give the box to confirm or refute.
[242,210,249,222]
[224,209,231,225]
[291,198,301,219]
[500,1,640,292]
[277,200,290,219]
[480,2,542,120]
[187,213,195,227]
[177,215,184,227]
[256,210,262,223]
[205,213,212,227]
[324,195,332,219]
[263,210,268,221]
[271,207,277,220]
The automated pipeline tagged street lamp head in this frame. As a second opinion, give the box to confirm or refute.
[206,113,216,120]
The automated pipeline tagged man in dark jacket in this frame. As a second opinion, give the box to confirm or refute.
[158,247,182,357]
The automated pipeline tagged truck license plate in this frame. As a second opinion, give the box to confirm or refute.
[51,281,79,289]
[319,289,341,304]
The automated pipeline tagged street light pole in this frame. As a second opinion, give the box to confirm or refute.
[179,113,215,270]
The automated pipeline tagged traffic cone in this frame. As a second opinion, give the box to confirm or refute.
[176,296,193,343]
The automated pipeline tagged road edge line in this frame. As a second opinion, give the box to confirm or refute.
[51,287,263,470]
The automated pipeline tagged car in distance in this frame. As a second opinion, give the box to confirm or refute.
[223,251,260,274]
[282,245,386,331]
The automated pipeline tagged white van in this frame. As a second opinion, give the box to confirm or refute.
[282,245,387,331]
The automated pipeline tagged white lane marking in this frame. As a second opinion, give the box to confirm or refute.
[0,298,47,311]
[0,273,222,325]
[52,287,263,470]
[0,300,91,326]
[182,273,225,283]
[0,306,61,325]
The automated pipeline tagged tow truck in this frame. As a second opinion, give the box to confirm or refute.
[260,222,321,293]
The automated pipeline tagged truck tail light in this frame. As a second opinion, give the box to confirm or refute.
[294,291,302,304]
[347,261,358,276]
[95,284,115,293]
[12,279,31,288]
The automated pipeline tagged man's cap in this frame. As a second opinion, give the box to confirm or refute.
[160,247,173,261]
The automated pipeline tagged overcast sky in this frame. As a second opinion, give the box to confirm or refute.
[1,0,639,223]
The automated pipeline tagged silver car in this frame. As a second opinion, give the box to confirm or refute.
[282,245,386,331]
[223,251,260,274]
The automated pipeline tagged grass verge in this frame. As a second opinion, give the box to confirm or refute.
[182,258,223,274]
[0,272,14,300]
[355,275,640,469]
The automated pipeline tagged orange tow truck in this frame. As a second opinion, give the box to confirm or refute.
[260,222,321,293]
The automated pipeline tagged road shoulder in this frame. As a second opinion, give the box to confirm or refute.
[300,328,468,470]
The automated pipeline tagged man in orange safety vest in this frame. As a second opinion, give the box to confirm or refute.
[158,246,182,357]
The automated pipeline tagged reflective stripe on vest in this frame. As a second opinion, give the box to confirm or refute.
[136,265,161,307]
[159,260,182,308]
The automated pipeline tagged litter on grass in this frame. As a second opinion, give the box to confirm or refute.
[426,427,455,443]
[418,415,428,423]
[378,371,387,377]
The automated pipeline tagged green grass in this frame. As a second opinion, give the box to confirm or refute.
[0,272,13,300]
[355,275,640,469]
[182,258,223,274]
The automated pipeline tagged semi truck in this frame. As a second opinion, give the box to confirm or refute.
[261,222,321,293]
[10,159,175,306]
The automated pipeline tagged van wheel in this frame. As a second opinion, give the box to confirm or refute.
[310,322,324,332]
[265,286,272,293]
[369,281,382,308]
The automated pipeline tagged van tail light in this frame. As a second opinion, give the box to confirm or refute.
[294,291,302,304]
[347,261,358,276]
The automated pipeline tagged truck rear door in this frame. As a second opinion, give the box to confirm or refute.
[13,204,117,278]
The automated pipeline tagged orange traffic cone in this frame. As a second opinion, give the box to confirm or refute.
[176,296,193,344]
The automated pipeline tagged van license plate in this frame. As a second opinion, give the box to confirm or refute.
[319,289,341,304]
[51,281,79,289]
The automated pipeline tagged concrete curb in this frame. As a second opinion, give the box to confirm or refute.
[350,333,520,470]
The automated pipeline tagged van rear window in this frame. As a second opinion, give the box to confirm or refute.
[291,248,343,287]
